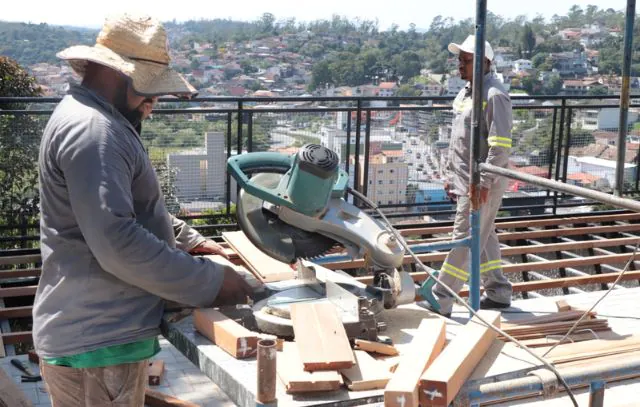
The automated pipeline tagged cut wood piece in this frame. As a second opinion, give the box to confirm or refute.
[556,299,571,312]
[277,341,342,394]
[355,339,399,356]
[501,310,593,327]
[290,301,355,371]
[340,350,392,391]
[144,389,199,407]
[222,231,295,283]
[384,318,446,407]
[536,334,640,364]
[148,360,165,386]
[193,308,258,359]
[420,310,501,407]
[0,366,33,406]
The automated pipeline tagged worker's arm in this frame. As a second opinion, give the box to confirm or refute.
[481,90,513,189]
[58,118,225,307]
[171,215,206,252]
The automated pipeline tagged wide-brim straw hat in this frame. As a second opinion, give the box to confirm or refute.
[57,13,197,98]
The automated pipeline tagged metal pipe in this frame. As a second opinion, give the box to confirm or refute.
[256,339,277,405]
[469,0,488,312]
[589,380,605,407]
[480,163,640,213]
[615,0,636,196]
[460,355,640,404]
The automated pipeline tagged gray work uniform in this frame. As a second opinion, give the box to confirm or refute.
[35,84,227,358]
[434,73,513,314]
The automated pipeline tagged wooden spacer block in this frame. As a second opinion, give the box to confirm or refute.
[148,360,165,386]
[193,308,258,359]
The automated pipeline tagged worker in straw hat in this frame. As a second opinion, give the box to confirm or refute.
[421,34,513,318]
[35,13,253,405]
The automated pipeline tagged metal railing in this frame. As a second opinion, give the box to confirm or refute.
[1,93,640,250]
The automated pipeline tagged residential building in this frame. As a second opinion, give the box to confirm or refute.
[166,132,226,203]
[354,151,409,209]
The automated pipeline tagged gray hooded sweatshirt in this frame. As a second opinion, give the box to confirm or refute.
[34,84,226,358]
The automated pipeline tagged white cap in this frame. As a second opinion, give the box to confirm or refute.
[448,35,494,61]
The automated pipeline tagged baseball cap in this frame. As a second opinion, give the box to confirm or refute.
[448,35,494,61]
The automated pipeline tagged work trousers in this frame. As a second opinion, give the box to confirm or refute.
[433,178,512,314]
[41,360,148,407]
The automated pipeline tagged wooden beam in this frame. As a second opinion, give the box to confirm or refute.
[0,254,41,266]
[323,236,640,270]
[0,306,33,319]
[399,212,640,236]
[1,331,32,345]
[193,308,258,359]
[384,318,446,407]
[419,311,501,407]
[144,389,199,407]
[0,286,37,299]
[0,269,41,280]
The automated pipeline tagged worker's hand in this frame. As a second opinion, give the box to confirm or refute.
[211,268,254,307]
[189,240,230,259]
[444,182,457,202]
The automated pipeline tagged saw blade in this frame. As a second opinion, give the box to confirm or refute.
[236,172,339,264]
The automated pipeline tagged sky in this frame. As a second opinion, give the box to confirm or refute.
[0,0,631,31]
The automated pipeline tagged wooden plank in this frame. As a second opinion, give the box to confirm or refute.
[384,318,446,407]
[419,310,501,407]
[354,339,399,356]
[0,254,41,266]
[290,301,355,371]
[0,306,33,319]
[148,360,165,386]
[556,299,572,312]
[193,308,258,359]
[144,389,198,407]
[0,286,37,299]
[0,268,41,279]
[326,236,640,270]
[222,231,294,283]
[1,331,32,345]
[501,310,595,327]
[0,365,33,406]
[276,341,342,394]
[340,350,391,391]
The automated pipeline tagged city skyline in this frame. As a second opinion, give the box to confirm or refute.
[0,0,630,31]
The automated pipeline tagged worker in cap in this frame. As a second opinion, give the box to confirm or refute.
[423,34,513,317]
[34,13,253,405]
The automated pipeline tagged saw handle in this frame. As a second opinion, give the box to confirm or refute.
[227,152,294,206]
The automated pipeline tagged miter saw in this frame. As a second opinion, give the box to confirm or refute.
[227,144,419,340]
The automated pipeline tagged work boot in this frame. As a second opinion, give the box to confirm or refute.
[479,296,510,310]
[418,301,452,319]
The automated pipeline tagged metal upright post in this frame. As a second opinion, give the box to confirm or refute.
[615,0,636,196]
[469,0,488,312]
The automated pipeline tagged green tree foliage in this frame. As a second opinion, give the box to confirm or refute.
[0,57,44,248]
[521,24,536,58]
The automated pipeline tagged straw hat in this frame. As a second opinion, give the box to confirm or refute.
[57,13,197,97]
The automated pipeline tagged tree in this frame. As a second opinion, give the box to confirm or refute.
[521,24,536,58]
[0,57,43,249]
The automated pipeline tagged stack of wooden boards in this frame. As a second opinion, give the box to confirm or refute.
[192,299,504,407]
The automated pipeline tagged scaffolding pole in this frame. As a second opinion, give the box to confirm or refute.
[615,0,636,196]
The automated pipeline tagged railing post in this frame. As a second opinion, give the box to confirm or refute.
[562,108,573,186]
[546,107,558,198]
[615,0,636,196]
[226,112,232,215]
[247,111,253,152]
[362,110,372,199]
[553,99,567,215]
[354,99,363,203]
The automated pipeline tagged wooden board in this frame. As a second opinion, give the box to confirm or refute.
[0,366,33,406]
[144,389,199,407]
[384,318,446,407]
[354,339,399,356]
[193,308,258,359]
[340,350,392,391]
[148,360,165,386]
[419,310,501,407]
[290,301,355,371]
[222,231,295,283]
[276,341,342,394]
